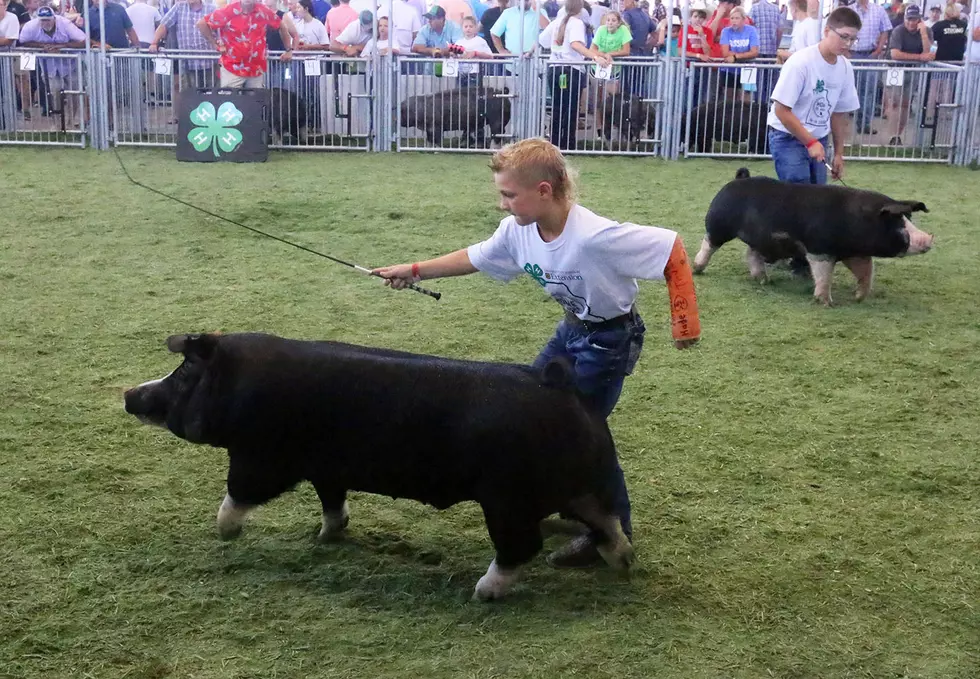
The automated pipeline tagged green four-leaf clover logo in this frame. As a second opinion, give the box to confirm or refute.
[524,262,547,287]
[187,102,244,158]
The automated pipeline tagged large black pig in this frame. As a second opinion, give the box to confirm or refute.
[399,86,511,147]
[693,168,935,305]
[687,99,768,155]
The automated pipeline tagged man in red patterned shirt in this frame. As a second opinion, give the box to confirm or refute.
[198,0,294,88]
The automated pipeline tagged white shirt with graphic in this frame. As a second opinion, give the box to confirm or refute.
[767,43,860,140]
[467,204,677,322]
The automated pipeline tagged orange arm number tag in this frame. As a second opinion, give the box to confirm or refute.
[664,236,701,343]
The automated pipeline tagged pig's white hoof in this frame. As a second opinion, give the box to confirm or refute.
[317,502,350,542]
[217,494,250,540]
[472,561,518,602]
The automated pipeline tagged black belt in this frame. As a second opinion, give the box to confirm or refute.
[565,308,638,333]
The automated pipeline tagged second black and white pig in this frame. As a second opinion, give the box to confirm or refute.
[693,168,935,305]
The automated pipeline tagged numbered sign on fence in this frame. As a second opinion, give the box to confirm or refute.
[303,59,321,77]
[885,68,905,87]
[154,58,173,76]
[593,64,613,81]
[19,53,36,71]
[740,67,757,92]
[441,59,459,78]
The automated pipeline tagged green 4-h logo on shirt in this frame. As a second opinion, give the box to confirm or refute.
[524,263,547,287]
[187,102,244,158]
[813,79,826,94]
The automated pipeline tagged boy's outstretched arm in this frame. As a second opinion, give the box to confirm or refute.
[663,236,701,350]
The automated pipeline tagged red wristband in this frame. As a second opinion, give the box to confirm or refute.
[806,138,820,150]
[411,262,421,280]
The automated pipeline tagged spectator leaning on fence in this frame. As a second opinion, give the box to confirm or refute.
[719,6,759,96]
[709,0,753,57]
[847,0,891,135]
[545,0,590,151]
[360,14,391,55]
[885,4,933,146]
[17,7,87,124]
[412,5,463,56]
[777,0,820,62]
[767,7,860,187]
[150,0,216,92]
[330,9,371,54]
[490,0,549,58]
[198,0,293,89]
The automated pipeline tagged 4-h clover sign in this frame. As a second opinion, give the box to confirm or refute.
[176,89,269,164]
[187,101,245,158]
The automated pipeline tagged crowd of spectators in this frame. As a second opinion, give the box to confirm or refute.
[2,0,978,146]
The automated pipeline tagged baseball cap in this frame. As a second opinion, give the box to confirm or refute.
[358,9,373,24]
[424,5,446,19]
[904,4,921,19]
[37,6,55,17]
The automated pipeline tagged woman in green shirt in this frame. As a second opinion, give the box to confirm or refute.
[589,10,632,95]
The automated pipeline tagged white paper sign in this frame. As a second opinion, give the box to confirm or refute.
[885,68,905,87]
[740,67,757,92]
[593,64,612,81]
[441,59,458,78]
[153,58,172,76]
[20,53,36,71]
[303,59,321,76]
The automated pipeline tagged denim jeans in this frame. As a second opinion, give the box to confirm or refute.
[768,127,828,185]
[850,53,877,131]
[531,313,646,540]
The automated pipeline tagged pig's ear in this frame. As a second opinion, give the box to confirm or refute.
[166,333,219,360]
[880,201,927,217]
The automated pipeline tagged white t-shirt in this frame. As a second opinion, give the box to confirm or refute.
[456,34,492,73]
[360,36,391,56]
[337,20,372,45]
[0,12,20,41]
[377,0,420,53]
[767,43,860,140]
[466,204,677,322]
[126,2,162,43]
[789,17,821,54]
[295,16,328,46]
[548,15,587,67]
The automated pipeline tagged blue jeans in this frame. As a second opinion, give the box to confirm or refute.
[531,313,646,540]
[768,127,828,185]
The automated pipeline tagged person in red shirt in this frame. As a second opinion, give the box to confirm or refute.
[198,0,294,89]
[685,8,714,59]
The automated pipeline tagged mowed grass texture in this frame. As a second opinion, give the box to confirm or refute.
[1,148,978,679]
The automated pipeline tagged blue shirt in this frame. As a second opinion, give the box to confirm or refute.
[490,6,545,54]
[311,0,330,23]
[413,19,463,48]
[85,1,133,49]
[622,7,654,55]
[720,24,759,72]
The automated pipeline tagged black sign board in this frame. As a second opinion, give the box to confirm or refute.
[176,88,269,163]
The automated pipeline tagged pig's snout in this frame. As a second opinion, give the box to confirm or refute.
[905,221,934,255]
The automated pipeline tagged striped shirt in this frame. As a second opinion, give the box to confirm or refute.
[852,1,893,53]
[748,0,781,55]
[160,1,216,70]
